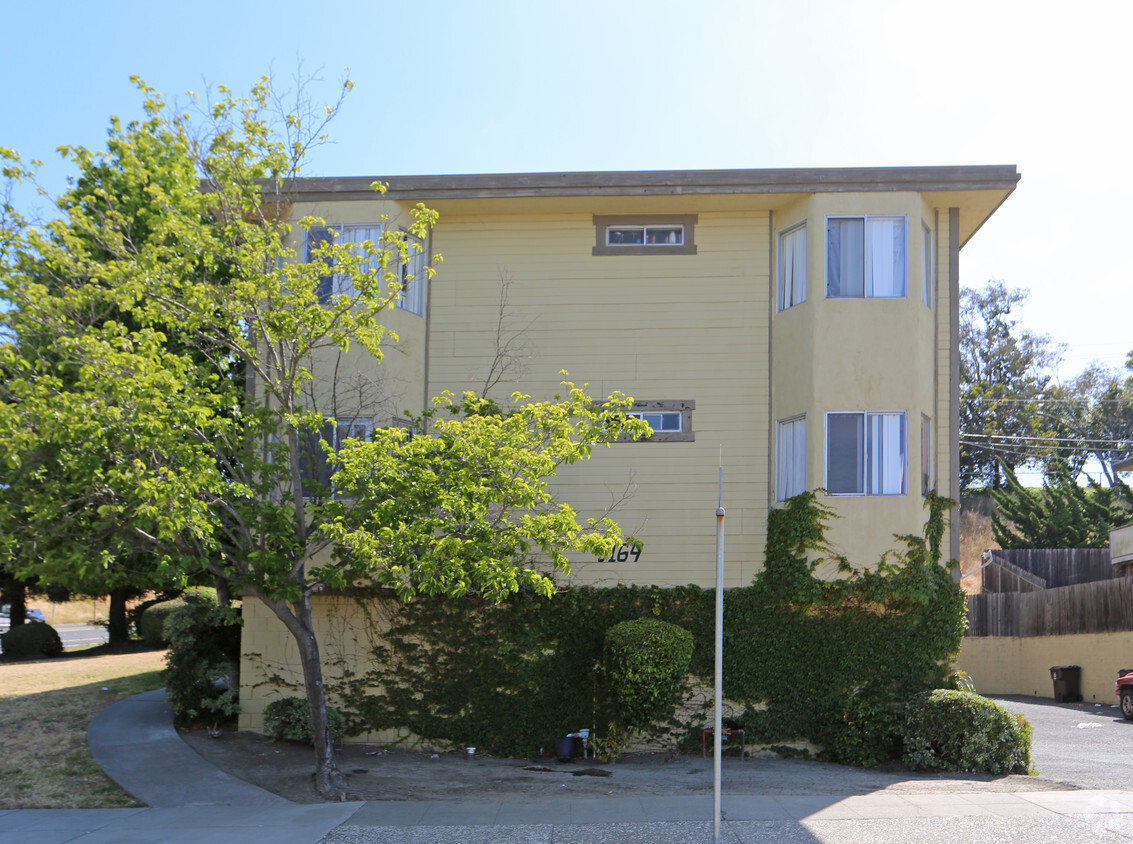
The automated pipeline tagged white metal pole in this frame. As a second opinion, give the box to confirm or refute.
[714,461,725,844]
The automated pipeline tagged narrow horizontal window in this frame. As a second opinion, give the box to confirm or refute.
[621,400,695,442]
[607,225,684,247]
[593,215,697,256]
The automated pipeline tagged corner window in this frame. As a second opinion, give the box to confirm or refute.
[825,216,907,298]
[305,224,385,303]
[922,223,934,308]
[826,411,906,495]
[777,223,807,311]
[593,215,697,256]
[624,400,695,442]
[776,416,806,501]
[921,414,934,495]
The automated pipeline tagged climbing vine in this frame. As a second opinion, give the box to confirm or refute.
[328,492,966,766]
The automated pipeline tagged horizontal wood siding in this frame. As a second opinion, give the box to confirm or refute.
[966,577,1133,637]
[428,211,771,588]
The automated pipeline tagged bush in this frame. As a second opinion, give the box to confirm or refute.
[139,588,219,648]
[139,598,188,647]
[263,696,345,745]
[902,689,1032,774]
[162,598,242,725]
[603,617,694,728]
[819,690,902,768]
[0,620,64,660]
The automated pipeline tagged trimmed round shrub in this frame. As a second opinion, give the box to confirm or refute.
[603,617,694,728]
[139,588,218,648]
[162,599,242,725]
[902,689,1032,774]
[1,620,64,660]
[263,696,345,745]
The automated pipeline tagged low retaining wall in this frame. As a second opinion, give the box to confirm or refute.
[957,632,1133,704]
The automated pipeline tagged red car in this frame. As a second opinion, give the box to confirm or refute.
[1118,670,1133,720]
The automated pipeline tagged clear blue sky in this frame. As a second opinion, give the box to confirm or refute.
[4,0,1130,387]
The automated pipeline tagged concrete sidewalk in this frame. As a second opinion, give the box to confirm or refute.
[3,690,1133,842]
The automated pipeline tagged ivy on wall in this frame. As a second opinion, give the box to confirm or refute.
[330,492,966,766]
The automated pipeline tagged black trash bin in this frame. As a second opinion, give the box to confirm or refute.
[1050,665,1082,702]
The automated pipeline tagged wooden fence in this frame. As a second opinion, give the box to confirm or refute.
[966,576,1133,637]
[983,548,1114,590]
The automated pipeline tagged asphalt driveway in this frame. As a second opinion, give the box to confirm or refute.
[991,695,1133,790]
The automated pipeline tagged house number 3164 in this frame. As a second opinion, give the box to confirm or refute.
[596,544,641,563]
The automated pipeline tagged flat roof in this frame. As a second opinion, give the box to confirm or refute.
[288,165,1020,202]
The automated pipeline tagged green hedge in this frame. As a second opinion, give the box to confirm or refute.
[903,690,1032,774]
[604,618,695,729]
[330,492,966,765]
[1,620,64,660]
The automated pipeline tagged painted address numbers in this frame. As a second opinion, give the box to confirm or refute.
[595,544,642,563]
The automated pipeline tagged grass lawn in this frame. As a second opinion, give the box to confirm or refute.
[0,650,166,809]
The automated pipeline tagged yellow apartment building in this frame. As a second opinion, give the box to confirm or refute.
[239,166,1018,732]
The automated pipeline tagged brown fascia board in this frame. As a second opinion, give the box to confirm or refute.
[1114,456,1133,473]
[286,165,1021,203]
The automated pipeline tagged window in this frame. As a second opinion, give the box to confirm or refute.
[921,414,934,495]
[592,215,698,256]
[776,416,806,501]
[398,232,427,316]
[826,411,906,495]
[623,400,695,442]
[299,416,374,498]
[825,215,907,298]
[306,224,385,303]
[778,224,807,311]
[922,223,933,308]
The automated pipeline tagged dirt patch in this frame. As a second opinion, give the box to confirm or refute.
[180,726,1071,804]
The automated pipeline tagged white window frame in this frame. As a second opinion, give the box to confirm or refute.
[825,215,908,299]
[620,400,695,443]
[305,224,385,301]
[922,222,934,308]
[397,231,427,316]
[299,415,375,499]
[606,224,685,247]
[825,411,907,496]
[776,415,807,501]
[777,223,807,312]
[921,414,934,496]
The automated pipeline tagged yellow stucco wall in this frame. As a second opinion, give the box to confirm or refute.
[770,193,951,573]
[957,633,1133,704]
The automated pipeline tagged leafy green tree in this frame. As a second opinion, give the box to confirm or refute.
[0,76,647,798]
[960,281,1062,490]
[990,462,1132,549]
[1043,356,1133,485]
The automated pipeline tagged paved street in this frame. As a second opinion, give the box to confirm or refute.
[992,695,1133,791]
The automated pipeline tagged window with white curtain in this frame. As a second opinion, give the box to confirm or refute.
[922,223,933,308]
[921,414,934,495]
[825,215,907,298]
[777,223,807,311]
[306,224,385,302]
[398,232,427,316]
[826,411,906,495]
[776,416,807,501]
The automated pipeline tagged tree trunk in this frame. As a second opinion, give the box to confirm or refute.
[107,586,130,645]
[262,593,346,800]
